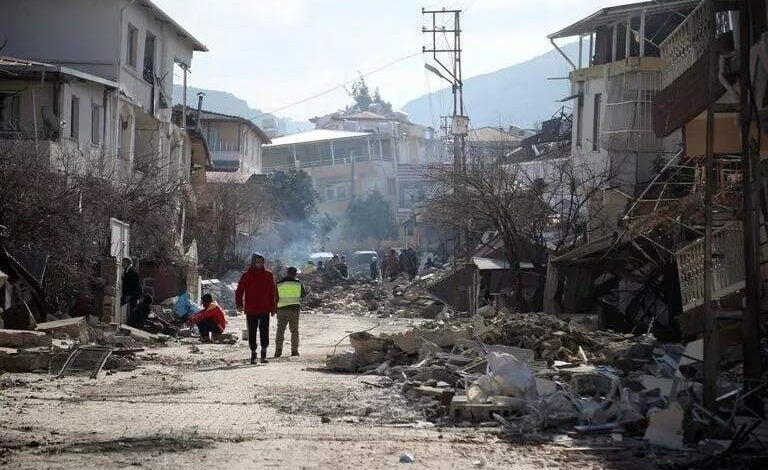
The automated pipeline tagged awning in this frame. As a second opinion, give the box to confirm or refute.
[557,92,583,103]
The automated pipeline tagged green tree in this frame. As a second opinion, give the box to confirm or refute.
[344,190,398,248]
[351,77,372,111]
[372,87,393,113]
[265,169,317,223]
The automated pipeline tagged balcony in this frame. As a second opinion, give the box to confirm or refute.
[675,222,745,312]
[601,70,664,152]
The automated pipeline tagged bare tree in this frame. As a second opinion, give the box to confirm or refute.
[425,152,613,311]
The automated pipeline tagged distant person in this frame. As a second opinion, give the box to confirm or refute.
[274,267,307,357]
[385,249,400,281]
[121,258,142,311]
[370,256,379,279]
[303,260,316,274]
[316,261,326,273]
[187,294,227,343]
[236,253,277,364]
[424,257,436,269]
[336,255,349,279]
[404,248,419,279]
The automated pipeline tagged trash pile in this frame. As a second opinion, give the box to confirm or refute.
[326,310,768,456]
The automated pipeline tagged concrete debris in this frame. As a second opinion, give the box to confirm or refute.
[0,329,52,348]
[0,346,51,372]
[35,317,91,343]
[643,402,686,450]
[399,452,415,464]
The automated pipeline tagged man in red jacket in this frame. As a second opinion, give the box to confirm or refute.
[236,253,277,364]
[187,294,227,343]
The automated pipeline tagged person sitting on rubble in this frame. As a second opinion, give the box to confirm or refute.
[424,257,436,269]
[186,294,227,343]
[316,261,326,273]
[370,256,379,279]
[172,284,202,322]
[274,266,307,357]
[128,294,166,334]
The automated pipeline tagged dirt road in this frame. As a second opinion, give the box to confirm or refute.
[1,313,638,469]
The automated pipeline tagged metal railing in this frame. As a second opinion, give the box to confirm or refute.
[601,70,664,152]
[675,221,745,311]
[264,154,394,172]
[659,0,711,87]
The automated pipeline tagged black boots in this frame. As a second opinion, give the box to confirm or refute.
[291,351,300,357]
[260,349,269,364]
[250,350,257,364]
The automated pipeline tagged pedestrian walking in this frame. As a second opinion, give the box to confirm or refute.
[235,253,277,364]
[274,267,306,358]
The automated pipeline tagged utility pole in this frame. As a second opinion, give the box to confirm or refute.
[737,0,764,415]
[422,7,468,259]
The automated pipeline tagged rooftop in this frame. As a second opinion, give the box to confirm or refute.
[197,109,271,143]
[0,55,119,88]
[141,0,208,52]
[548,0,699,39]
[265,129,373,147]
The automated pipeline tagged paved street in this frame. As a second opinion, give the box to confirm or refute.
[1,313,637,469]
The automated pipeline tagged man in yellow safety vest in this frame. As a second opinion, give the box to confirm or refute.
[274,266,307,357]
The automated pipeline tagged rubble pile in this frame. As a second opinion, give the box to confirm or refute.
[326,311,768,455]
[302,271,446,319]
[0,316,170,373]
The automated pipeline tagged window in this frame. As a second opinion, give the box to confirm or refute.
[324,187,336,201]
[127,24,138,68]
[575,84,584,148]
[91,105,101,144]
[592,93,602,151]
[70,96,79,139]
[0,92,20,131]
[143,32,156,82]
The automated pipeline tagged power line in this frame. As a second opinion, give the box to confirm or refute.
[247,51,422,122]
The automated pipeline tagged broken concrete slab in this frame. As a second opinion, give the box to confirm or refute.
[535,377,558,396]
[326,351,359,372]
[644,402,686,450]
[35,317,91,343]
[0,346,51,372]
[0,329,52,348]
[116,324,166,343]
[640,375,675,398]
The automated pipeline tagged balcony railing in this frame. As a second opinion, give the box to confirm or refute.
[265,154,394,172]
[675,221,745,312]
[659,0,711,87]
[601,70,664,152]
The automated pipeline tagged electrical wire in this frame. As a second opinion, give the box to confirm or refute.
[246,51,422,122]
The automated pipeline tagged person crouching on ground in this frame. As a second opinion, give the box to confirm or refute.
[235,253,277,364]
[274,266,307,358]
[187,294,227,343]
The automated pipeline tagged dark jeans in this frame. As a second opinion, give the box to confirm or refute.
[246,314,270,354]
[198,318,222,341]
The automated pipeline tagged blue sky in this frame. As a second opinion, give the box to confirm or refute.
[155,0,630,120]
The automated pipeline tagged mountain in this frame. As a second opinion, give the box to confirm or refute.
[401,42,578,130]
[171,85,312,135]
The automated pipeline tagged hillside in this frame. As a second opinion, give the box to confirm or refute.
[401,42,578,129]
[171,85,312,135]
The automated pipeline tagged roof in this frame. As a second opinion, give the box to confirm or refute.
[337,111,390,121]
[198,109,271,143]
[468,127,523,144]
[548,0,699,39]
[141,0,208,52]
[0,55,119,88]
[265,129,373,147]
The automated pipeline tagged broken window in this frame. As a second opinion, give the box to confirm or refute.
[91,104,101,145]
[576,83,584,148]
[143,32,156,83]
[0,92,20,132]
[127,24,138,68]
[70,96,79,140]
